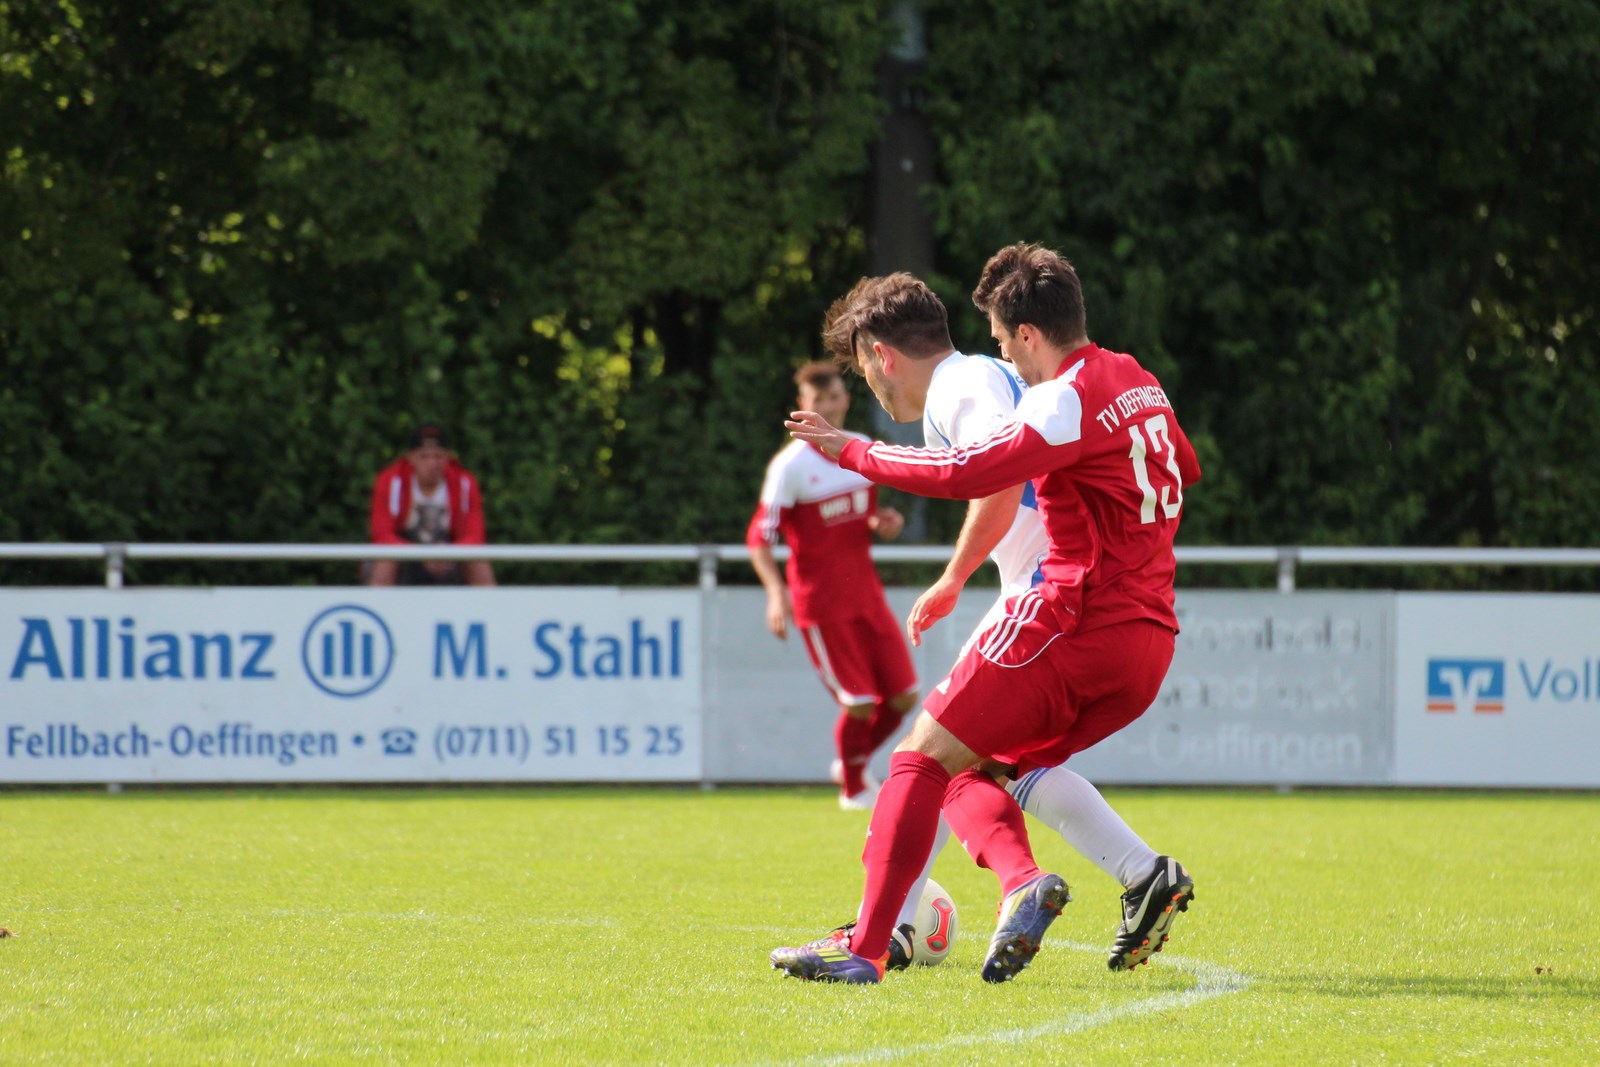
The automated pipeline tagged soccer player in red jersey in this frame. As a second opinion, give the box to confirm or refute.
[772,244,1201,983]
[747,362,920,809]
[771,272,1194,978]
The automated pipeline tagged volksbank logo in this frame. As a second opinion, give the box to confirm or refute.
[1426,658,1505,714]
[300,605,394,698]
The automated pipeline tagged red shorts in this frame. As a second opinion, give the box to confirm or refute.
[799,599,918,708]
[922,587,1174,774]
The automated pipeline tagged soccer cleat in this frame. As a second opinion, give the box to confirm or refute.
[832,759,880,808]
[838,783,878,810]
[770,938,887,984]
[769,920,915,972]
[1108,855,1195,972]
[980,873,1071,983]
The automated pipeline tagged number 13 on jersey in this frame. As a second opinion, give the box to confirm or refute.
[1127,414,1185,524]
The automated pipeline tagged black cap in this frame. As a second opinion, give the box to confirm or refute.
[408,422,450,450]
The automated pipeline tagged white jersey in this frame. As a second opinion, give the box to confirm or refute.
[922,353,1051,598]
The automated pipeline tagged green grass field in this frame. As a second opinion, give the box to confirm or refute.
[2,786,1597,1065]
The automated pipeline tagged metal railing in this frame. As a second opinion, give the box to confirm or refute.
[4,542,1600,593]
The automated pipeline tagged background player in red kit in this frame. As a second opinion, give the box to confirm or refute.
[775,243,1201,983]
[747,362,920,808]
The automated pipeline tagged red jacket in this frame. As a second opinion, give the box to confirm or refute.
[368,456,487,545]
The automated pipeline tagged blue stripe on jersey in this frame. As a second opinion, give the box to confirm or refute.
[976,354,1026,406]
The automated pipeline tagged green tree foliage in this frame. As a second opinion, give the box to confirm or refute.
[0,0,890,583]
[921,0,1600,567]
[3,0,1597,588]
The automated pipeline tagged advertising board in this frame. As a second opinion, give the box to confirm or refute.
[1394,594,1600,787]
[0,588,701,783]
[7,584,1594,788]
[1069,592,1393,784]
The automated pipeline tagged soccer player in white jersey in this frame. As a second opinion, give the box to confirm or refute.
[747,362,920,808]
[771,271,1193,980]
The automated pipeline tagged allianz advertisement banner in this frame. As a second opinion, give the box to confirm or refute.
[1395,593,1600,787]
[0,589,701,783]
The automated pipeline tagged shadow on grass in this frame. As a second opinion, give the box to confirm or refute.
[1274,972,1598,1000]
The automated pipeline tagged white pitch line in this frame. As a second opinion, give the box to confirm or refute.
[755,941,1251,1067]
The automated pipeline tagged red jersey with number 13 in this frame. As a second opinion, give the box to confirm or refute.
[747,435,887,627]
[838,344,1200,634]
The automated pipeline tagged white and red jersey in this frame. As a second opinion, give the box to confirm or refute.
[747,435,887,627]
[840,343,1200,633]
[922,352,1049,596]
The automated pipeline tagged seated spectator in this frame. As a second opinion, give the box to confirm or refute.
[366,422,495,586]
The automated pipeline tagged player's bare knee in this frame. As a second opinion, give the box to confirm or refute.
[888,690,920,714]
[895,712,980,776]
[842,701,874,720]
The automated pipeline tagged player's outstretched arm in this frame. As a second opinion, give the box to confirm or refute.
[840,421,1065,501]
[784,410,853,459]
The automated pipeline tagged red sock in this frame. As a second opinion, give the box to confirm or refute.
[943,768,1042,896]
[834,712,874,795]
[865,701,905,752]
[848,751,949,959]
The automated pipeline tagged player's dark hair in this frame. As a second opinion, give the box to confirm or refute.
[793,360,842,393]
[408,421,450,450]
[820,287,864,374]
[821,274,952,376]
[971,243,1087,347]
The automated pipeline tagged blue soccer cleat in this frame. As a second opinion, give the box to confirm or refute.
[769,920,914,973]
[981,872,1072,983]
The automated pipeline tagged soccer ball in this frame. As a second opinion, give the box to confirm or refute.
[911,878,959,966]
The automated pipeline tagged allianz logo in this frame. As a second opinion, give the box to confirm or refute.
[1426,656,1600,713]
[301,605,394,698]
[5,605,394,700]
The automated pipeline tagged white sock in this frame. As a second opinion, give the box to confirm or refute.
[1007,766,1158,889]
